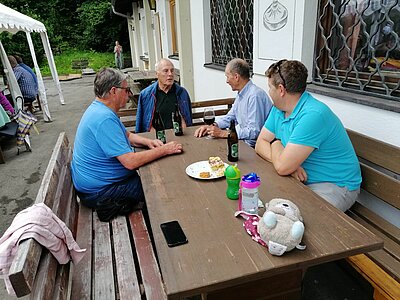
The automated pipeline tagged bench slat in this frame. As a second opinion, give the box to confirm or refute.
[350,202,400,243]
[111,216,142,299]
[30,251,59,300]
[129,211,166,300]
[191,98,234,108]
[9,133,70,297]
[360,163,400,210]
[71,204,93,300]
[347,210,400,280]
[347,129,400,174]
[94,215,116,299]
[347,254,400,300]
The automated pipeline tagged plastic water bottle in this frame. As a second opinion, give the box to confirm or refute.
[225,165,241,200]
[239,173,261,214]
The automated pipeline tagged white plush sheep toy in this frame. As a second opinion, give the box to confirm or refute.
[258,198,306,256]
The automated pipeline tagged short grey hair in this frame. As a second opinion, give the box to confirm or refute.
[155,58,174,72]
[226,58,250,80]
[94,68,127,98]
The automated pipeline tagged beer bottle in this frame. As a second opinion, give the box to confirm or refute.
[172,102,183,136]
[154,111,166,144]
[228,119,238,162]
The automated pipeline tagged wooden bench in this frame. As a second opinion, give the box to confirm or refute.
[117,97,235,132]
[8,132,166,299]
[345,130,400,300]
[71,59,89,70]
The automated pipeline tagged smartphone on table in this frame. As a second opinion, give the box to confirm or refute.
[160,220,188,247]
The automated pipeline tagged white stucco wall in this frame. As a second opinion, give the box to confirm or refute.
[187,0,399,147]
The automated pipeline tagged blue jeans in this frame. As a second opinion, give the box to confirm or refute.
[78,173,144,221]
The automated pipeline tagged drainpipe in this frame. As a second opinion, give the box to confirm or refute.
[111,5,133,20]
[111,5,139,69]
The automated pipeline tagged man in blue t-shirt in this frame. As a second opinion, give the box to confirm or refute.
[71,68,183,221]
[255,60,361,211]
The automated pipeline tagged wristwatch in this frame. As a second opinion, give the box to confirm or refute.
[270,137,280,144]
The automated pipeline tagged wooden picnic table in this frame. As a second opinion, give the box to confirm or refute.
[127,70,157,89]
[138,126,383,299]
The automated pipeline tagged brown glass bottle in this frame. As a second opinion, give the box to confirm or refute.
[172,103,183,136]
[227,119,238,162]
[154,111,166,144]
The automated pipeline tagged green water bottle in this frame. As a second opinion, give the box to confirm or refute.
[225,164,241,200]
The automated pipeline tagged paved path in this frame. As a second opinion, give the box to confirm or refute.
[0,75,95,299]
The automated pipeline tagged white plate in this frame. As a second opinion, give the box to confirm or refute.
[185,161,228,180]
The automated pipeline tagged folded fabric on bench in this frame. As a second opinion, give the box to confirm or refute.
[0,203,86,295]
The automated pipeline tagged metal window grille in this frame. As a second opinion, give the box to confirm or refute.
[210,0,253,68]
[314,0,400,101]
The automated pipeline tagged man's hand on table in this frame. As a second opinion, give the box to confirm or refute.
[194,125,229,138]
[290,166,307,183]
[147,139,164,148]
[162,141,183,155]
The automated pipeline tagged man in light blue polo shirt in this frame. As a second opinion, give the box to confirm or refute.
[255,60,361,211]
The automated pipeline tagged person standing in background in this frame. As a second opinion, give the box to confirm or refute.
[114,41,123,70]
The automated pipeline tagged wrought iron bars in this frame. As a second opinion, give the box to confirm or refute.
[210,0,253,68]
[314,0,400,100]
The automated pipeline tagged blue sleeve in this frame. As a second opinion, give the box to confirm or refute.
[97,118,132,157]
[216,100,237,129]
[135,92,144,133]
[289,111,327,149]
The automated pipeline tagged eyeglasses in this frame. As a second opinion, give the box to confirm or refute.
[114,86,133,96]
[274,59,287,87]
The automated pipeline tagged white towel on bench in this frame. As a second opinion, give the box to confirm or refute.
[0,203,86,295]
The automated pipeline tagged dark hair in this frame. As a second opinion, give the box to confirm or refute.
[94,68,126,98]
[227,58,250,80]
[266,60,308,93]
[14,55,23,64]
[8,55,18,68]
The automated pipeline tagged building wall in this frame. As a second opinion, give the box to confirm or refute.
[185,0,400,147]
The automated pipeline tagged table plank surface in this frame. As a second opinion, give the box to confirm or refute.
[138,127,383,298]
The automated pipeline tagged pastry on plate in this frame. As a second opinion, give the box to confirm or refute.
[199,171,211,178]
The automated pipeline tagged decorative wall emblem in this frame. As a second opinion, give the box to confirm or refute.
[263,0,288,31]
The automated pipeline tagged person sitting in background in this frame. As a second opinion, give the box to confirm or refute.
[0,91,14,115]
[194,58,273,147]
[136,58,192,133]
[255,59,361,211]
[71,68,183,222]
[14,55,38,89]
[8,55,38,113]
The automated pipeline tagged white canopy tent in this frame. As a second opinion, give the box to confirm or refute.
[0,3,65,122]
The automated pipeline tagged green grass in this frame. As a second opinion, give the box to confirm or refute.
[39,50,114,76]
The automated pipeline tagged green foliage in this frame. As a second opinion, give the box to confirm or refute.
[39,50,114,76]
[0,0,130,60]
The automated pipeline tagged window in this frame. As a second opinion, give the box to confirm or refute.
[314,0,400,102]
[169,0,178,56]
[209,0,253,68]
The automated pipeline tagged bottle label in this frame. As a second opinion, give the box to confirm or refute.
[231,143,238,158]
[157,131,166,143]
[173,121,180,133]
